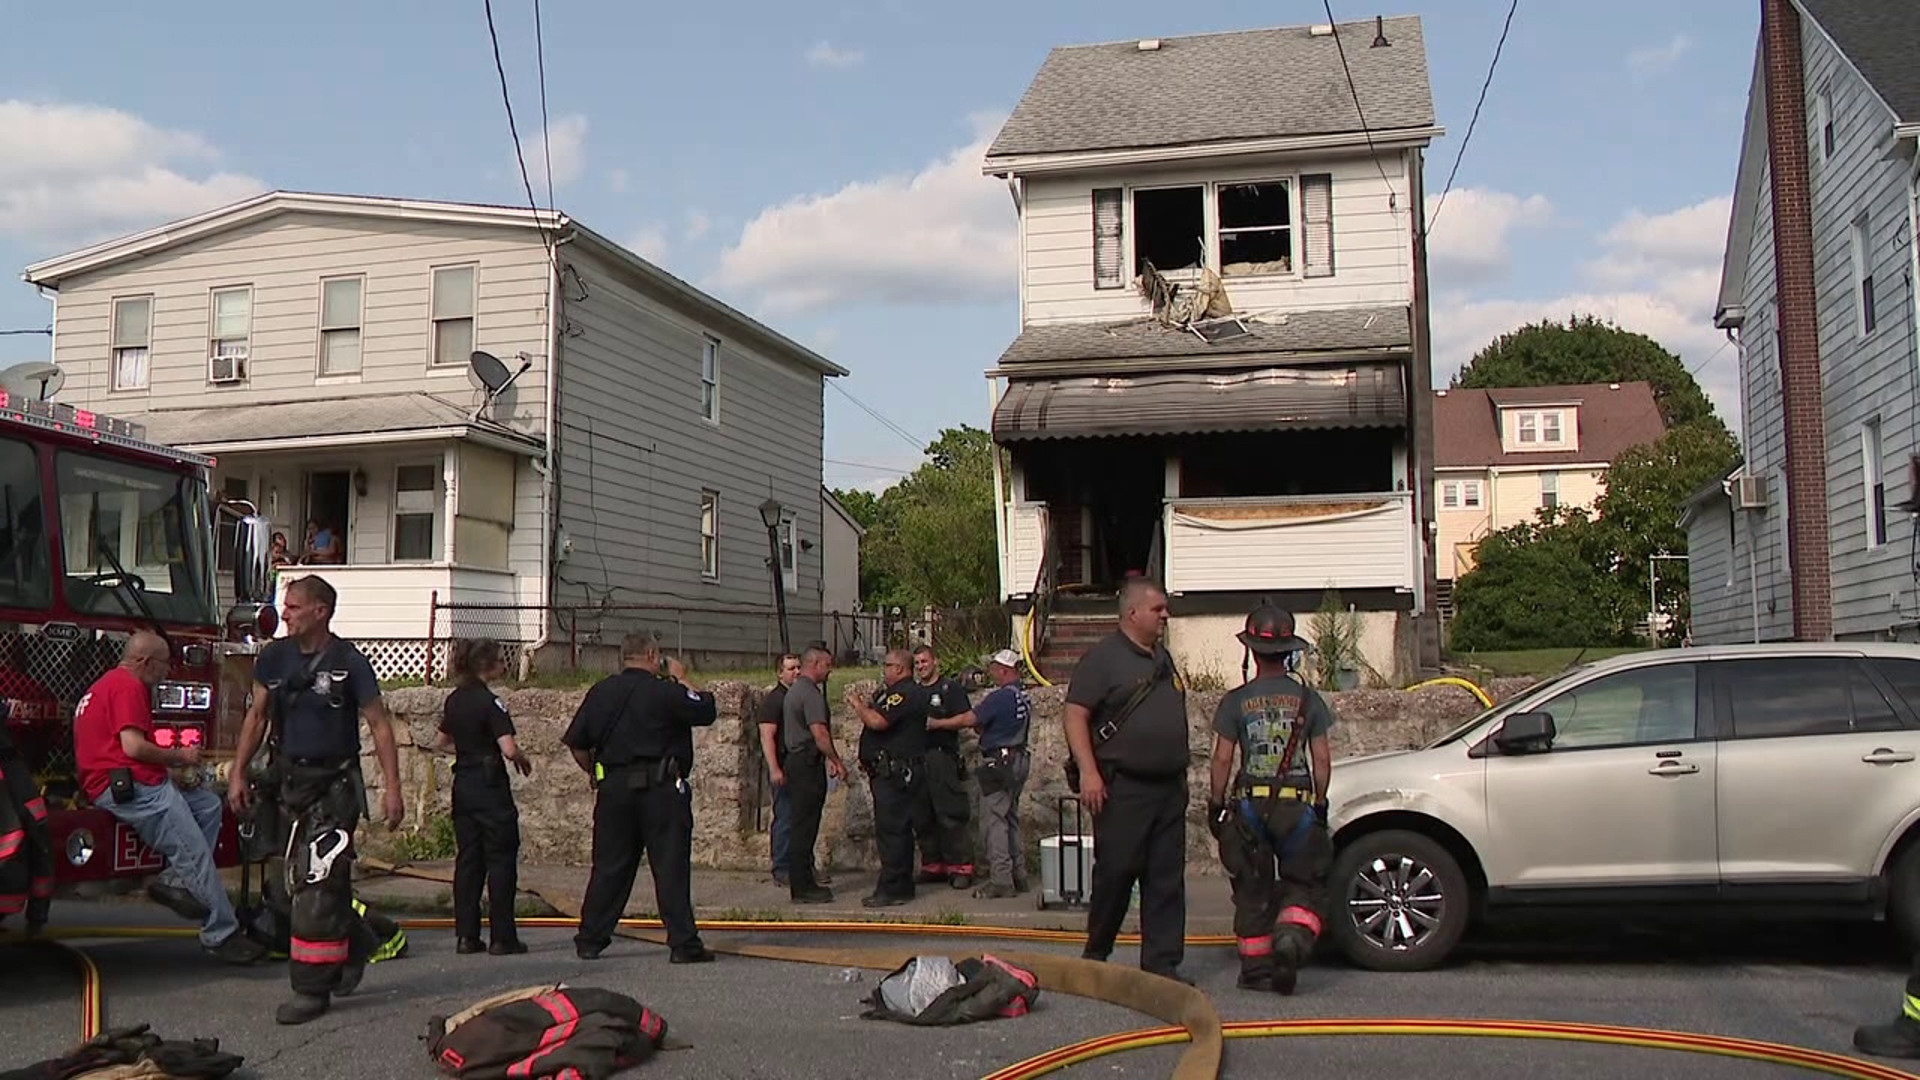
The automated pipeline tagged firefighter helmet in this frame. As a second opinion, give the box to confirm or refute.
[1236,600,1310,655]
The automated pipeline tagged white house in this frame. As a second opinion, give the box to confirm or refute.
[982,17,1444,685]
[22,191,849,677]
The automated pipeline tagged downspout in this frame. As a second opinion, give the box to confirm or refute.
[1007,176,1026,330]
[533,226,574,660]
[34,284,59,395]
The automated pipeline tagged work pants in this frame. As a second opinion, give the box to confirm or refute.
[280,763,363,998]
[1218,795,1331,983]
[0,741,52,928]
[1084,770,1187,975]
[866,758,922,899]
[101,781,235,948]
[913,747,974,879]
[451,764,521,944]
[576,766,701,954]
[976,748,1031,889]
[783,746,828,897]
[769,780,791,875]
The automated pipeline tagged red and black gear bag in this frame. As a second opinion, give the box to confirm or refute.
[861,954,1041,1025]
[426,984,670,1080]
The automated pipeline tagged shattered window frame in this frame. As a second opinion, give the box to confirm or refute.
[1214,178,1296,278]
[1128,183,1208,279]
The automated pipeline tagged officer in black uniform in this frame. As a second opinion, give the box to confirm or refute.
[563,631,717,963]
[227,575,406,1026]
[912,644,976,890]
[844,648,928,907]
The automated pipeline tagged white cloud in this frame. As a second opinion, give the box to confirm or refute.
[525,114,587,192]
[0,100,266,239]
[685,209,710,241]
[1627,33,1693,79]
[1585,195,1732,292]
[626,224,671,265]
[1422,188,1555,285]
[806,41,865,69]
[713,115,1016,314]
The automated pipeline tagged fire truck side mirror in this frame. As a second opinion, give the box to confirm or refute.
[233,512,274,606]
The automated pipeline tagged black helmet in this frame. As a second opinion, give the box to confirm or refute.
[1236,600,1311,655]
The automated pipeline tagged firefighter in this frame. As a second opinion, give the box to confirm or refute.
[562,631,717,964]
[434,637,532,956]
[0,702,52,935]
[844,649,928,907]
[227,575,406,1026]
[1854,961,1920,1058]
[1205,601,1336,995]
[911,644,976,890]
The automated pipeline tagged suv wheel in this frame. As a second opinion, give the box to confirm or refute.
[1328,829,1471,972]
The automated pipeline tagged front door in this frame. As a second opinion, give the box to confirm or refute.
[1483,660,1716,890]
[303,470,350,564]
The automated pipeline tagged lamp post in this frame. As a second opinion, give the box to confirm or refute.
[1648,553,1690,647]
[759,496,791,654]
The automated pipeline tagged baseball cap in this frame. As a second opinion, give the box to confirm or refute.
[988,648,1022,668]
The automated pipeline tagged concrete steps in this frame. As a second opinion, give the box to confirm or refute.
[1035,615,1111,685]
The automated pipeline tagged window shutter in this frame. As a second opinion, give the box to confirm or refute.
[1093,188,1124,289]
[1302,174,1334,278]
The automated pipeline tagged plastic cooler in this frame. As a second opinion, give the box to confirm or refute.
[1038,796,1093,910]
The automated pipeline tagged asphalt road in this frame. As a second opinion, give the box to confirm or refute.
[3,902,1914,1079]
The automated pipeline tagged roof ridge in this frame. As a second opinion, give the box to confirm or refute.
[1046,14,1423,52]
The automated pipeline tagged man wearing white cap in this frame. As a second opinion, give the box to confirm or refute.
[932,649,1033,898]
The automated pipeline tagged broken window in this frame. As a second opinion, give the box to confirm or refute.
[1132,186,1204,276]
[1217,181,1292,277]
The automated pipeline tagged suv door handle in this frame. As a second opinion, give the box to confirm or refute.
[1648,761,1700,776]
[1863,749,1917,764]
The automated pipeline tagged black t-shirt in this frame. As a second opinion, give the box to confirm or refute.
[253,636,381,761]
[561,667,717,776]
[1065,630,1189,777]
[440,681,516,772]
[758,682,791,760]
[858,679,927,763]
[920,675,971,753]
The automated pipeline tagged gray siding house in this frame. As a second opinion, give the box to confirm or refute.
[21,191,848,676]
[1687,1,1920,644]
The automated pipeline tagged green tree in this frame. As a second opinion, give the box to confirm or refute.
[1590,420,1741,643]
[1454,315,1723,432]
[832,425,999,612]
[1448,511,1639,651]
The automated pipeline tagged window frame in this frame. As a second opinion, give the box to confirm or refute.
[1213,177,1297,279]
[1851,212,1876,337]
[428,263,478,370]
[699,489,719,580]
[1125,175,1304,284]
[1864,416,1887,549]
[1475,659,1708,757]
[1705,655,1915,741]
[109,294,153,393]
[1540,471,1559,510]
[699,335,720,424]
[207,285,253,384]
[1440,481,1459,509]
[1814,84,1834,161]
[1461,479,1483,509]
[317,274,367,379]
[779,511,797,593]
[391,460,441,563]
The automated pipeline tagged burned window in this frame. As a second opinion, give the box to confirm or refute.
[1217,181,1292,276]
[1133,186,1204,276]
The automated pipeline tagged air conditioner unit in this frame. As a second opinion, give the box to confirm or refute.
[1733,472,1769,511]
[208,350,247,384]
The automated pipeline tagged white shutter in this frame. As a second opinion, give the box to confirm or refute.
[1093,188,1124,289]
[1302,174,1334,278]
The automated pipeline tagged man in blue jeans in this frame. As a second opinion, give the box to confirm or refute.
[757,652,831,887]
[73,632,264,964]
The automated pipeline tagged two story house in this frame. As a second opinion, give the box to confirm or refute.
[1686,0,1920,645]
[983,16,1443,685]
[1433,381,1666,622]
[21,190,849,677]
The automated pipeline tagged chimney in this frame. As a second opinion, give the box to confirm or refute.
[1761,0,1833,641]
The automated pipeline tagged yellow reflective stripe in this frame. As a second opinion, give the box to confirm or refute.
[351,898,366,916]
[1903,994,1920,1023]
[369,928,407,963]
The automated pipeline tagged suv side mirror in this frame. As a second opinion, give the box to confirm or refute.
[1494,711,1556,755]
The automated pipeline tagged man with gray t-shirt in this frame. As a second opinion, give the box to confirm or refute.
[780,645,846,903]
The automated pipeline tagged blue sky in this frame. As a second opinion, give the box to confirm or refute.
[0,1,1759,491]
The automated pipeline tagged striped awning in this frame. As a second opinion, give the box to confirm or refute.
[991,364,1406,442]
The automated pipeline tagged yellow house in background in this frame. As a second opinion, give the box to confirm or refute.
[1433,381,1666,619]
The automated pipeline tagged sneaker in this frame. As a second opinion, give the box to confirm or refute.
[1855,1021,1920,1059]
[275,993,330,1026]
[972,882,1017,899]
[489,939,528,956]
[204,932,267,965]
[456,936,485,955]
[147,883,209,922]
[861,892,909,909]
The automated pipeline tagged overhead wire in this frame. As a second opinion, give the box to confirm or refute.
[828,380,926,454]
[1426,0,1520,237]
[535,0,554,214]
[1321,1,1399,208]
[0,328,52,336]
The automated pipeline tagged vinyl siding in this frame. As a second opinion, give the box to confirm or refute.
[1163,494,1416,595]
[1018,151,1412,325]
[552,242,826,656]
[1684,492,1765,645]
[46,212,552,438]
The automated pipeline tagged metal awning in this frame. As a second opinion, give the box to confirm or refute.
[991,364,1406,442]
[133,392,546,456]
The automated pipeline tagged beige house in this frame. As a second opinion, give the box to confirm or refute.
[1433,381,1665,617]
[21,190,847,677]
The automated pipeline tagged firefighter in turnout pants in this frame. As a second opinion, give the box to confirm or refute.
[228,575,407,1026]
[1206,602,1336,995]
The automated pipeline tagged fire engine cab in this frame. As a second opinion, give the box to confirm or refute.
[0,387,275,902]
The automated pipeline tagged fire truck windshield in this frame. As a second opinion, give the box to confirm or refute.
[54,449,217,628]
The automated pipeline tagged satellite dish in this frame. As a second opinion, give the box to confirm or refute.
[467,350,532,421]
[0,361,66,402]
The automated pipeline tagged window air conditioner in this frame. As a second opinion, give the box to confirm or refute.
[208,351,247,383]
[1733,472,1769,511]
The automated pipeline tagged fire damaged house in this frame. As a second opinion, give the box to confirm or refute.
[983,16,1444,685]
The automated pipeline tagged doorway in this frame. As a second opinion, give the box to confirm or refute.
[304,470,350,564]
[1019,438,1165,594]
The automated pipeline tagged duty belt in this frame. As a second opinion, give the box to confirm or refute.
[1242,783,1310,802]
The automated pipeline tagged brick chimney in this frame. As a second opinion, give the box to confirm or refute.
[1761,0,1833,641]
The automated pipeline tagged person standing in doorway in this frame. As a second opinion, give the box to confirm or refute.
[434,639,532,957]
[911,644,976,891]
[1063,577,1191,983]
[781,646,844,903]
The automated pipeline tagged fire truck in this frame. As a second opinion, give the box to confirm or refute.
[0,390,276,897]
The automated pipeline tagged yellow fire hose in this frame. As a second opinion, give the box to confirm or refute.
[1404,676,1493,708]
[1018,614,1054,688]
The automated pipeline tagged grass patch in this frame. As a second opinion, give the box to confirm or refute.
[1447,646,1643,679]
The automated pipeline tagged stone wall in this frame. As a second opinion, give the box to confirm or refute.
[362,676,1540,873]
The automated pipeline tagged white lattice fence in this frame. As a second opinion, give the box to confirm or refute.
[354,638,528,683]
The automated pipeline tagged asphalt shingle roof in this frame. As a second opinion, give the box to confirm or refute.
[997,306,1410,367]
[1800,0,1920,124]
[1433,382,1667,469]
[986,16,1435,159]
[133,392,533,449]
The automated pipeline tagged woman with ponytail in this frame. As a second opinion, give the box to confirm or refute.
[433,638,532,955]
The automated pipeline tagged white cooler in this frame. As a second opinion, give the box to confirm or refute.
[1039,832,1094,908]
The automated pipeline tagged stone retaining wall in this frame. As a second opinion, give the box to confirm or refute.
[361,676,1540,874]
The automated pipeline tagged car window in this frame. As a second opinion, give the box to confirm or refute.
[1870,658,1920,718]
[1717,657,1900,738]
[1531,663,1698,751]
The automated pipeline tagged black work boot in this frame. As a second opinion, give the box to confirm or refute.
[1270,931,1309,996]
[275,993,330,1025]
[456,936,485,955]
[489,938,528,956]
[1855,1018,1920,1059]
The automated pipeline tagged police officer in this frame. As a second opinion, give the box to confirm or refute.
[227,575,406,1026]
[435,638,532,956]
[1206,602,1335,995]
[844,649,928,908]
[563,631,717,963]
[912,644,976,890]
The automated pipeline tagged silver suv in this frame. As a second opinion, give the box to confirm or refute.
[1324,642,1920,971]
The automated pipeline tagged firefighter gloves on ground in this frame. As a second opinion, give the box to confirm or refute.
[0,1024,244,1080]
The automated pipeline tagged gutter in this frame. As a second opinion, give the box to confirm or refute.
[982,125,1447,178]
[178,426,542,457]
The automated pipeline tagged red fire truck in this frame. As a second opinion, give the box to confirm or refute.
[0,391,276,895]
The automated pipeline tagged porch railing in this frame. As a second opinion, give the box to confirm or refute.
[1027,506,1057,667]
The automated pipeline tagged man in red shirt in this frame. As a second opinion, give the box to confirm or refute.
[74,631,263,963]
